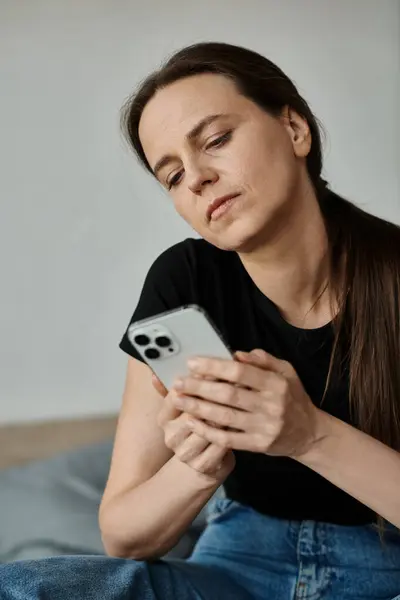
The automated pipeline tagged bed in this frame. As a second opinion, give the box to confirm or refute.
[0,416,210,562]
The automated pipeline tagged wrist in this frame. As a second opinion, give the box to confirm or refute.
[296,408,336,466]
[169,454,225,491]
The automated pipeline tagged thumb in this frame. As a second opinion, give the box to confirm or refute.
[250,349,268,359]
[234,349,267,363]
[151,373,168,397]
[235,349,286,374]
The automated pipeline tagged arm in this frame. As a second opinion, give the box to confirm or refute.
[297,409,400,528]
[170,350,400,530]
[101,455,221,559]
[99,358,223,559]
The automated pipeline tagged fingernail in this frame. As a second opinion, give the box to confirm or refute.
[172,378,184,390]
[187,358,200,371]
[251,349,264,358]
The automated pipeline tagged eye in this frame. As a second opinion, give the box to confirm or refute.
[167,170,183,190]
[205,130,232,150]
[166,131,232,190]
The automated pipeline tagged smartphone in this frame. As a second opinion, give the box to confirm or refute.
[127,304,233,389]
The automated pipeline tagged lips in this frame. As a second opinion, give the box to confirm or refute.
[206,193,241,221]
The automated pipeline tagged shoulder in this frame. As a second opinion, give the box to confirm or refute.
[158,236,222,261]
[144,237,239,312]
[136,237,230,305]
[149,237,226,276]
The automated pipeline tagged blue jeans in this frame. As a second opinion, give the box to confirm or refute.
[1,496,400,599]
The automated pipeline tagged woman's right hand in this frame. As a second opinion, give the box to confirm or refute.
[153,374,235,483]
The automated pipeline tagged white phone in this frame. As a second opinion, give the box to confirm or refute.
[127,304,233,389]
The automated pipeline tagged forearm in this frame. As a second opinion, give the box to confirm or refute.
[297,409,400,528]
[100,455,221,559]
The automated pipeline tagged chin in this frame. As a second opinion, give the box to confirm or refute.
[207,219,264,253]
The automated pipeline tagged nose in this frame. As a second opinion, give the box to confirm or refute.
[187,164,219,195]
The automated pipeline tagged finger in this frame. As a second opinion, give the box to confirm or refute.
[163,413,193,448]
[172,395,254,431]
[187,356,283,391]
[172,377,266,412]
[152,373,168,397]
[187,417,262,453]
[157,393,182,427]
[193,373,216,381]
[236,350,294,378]
[190,440,227,475]
[174,432,210,462]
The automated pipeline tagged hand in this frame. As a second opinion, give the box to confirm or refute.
[153,374,235,483]
[170,350,321,458]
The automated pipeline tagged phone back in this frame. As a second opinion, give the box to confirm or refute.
[127,305,232,389]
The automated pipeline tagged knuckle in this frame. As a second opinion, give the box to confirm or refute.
[223,385,239,406]
[197,460,215,475]
[175,445,191,462]
[257,397,269,414]
[164,434,174,450]
[167,392,180,406]
[214,431,230,449]
[201,405,213,420]
[175,447,187,461]
[183,445,202,462]
[277,377,289,395]
[282,360,293,372]
[264,421,279,438]
[269,401,285,418]
[221,407,235,426]
[163,424,181,449]
[231,362,245,380]
[281,361,295,378]
[158,402,179,428]
[182,413,194,426]
[254,433,270,453]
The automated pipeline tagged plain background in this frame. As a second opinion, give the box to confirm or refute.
[1,0,399,424]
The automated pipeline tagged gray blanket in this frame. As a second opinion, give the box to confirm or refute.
[0,440,211,562]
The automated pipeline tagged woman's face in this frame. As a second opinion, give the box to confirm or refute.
[139,73,312,252]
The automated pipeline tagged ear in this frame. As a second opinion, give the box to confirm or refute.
[280,105,311,158]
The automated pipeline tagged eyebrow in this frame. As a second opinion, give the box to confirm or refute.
[152,113,228,179]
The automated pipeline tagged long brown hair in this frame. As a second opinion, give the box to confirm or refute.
[120,42,400,519]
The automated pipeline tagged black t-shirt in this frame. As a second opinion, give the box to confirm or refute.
[119,237,375,526]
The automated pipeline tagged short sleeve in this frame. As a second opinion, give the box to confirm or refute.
[119,240,198,361]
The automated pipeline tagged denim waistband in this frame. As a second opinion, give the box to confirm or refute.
[200,495,400,571]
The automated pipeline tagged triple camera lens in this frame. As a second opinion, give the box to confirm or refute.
[133,333,172,360]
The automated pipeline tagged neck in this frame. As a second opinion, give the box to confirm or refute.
[238,181,333,329]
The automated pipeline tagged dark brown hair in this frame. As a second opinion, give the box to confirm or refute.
[121,42,400,523]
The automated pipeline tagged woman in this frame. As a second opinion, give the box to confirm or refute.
[2,41,400,600]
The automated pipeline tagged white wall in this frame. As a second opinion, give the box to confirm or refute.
[0,0,399,424]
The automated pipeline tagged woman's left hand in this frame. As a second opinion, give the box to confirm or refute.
[171,349,322,458]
